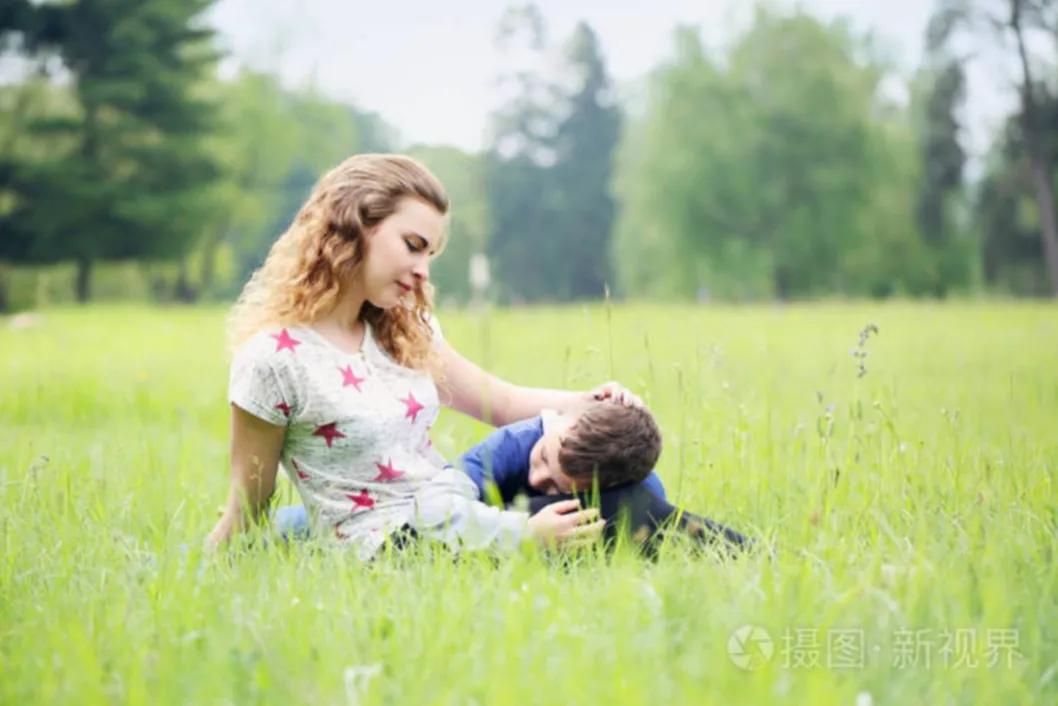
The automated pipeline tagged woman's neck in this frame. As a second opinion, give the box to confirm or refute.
[318,283,367,332]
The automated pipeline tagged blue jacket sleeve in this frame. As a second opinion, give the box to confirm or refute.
[641,471,667,501]
[455,417,544,504]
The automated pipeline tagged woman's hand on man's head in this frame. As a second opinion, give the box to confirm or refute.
[586,381,643,409]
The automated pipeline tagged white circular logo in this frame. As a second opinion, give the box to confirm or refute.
[727,625,774,670]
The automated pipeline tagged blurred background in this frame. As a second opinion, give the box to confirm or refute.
[0,0,1056,311]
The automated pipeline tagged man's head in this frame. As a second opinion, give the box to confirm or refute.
[527,402,662,495]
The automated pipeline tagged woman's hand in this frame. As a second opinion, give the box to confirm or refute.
[526,499,605,548]
[205,405,284,552]
[585,381,643,408]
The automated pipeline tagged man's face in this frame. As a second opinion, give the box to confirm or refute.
[527,411,580,495]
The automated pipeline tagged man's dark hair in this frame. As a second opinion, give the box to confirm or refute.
[558,402,662,489]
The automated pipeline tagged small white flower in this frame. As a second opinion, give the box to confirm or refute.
[344,663,382,706]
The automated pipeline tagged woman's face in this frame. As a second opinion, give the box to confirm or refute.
[359,197,445,309]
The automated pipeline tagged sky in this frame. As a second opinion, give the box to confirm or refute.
[206,1,1018,162]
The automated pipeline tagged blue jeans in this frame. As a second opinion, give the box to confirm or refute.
[273,504,312,540]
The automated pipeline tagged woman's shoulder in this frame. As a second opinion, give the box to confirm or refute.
[232,325,312,369]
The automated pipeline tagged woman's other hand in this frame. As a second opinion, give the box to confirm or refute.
[526,499,605,548]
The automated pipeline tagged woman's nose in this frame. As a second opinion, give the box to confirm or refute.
[412,256,429,282]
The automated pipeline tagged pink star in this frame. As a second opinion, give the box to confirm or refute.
[291,458,309,480]
[400,391,425,422]
[313,422,346,448]
[373,458,405,482]
[275,400,291,417]
[347,489,375,510]
[338,364,365,392]
[271,328,301,353]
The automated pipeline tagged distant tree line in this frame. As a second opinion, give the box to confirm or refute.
[1,0,1056,310]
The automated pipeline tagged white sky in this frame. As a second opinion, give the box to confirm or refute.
[207,1,1019,162]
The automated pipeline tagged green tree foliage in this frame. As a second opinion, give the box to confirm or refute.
[930,0,1058,295]
[201,71,391,298]
[976,94,1058,294]
[487,9,621,302]
[550,24,622,299]
[613,12,931,300]
[406,145,490,305]
[914,54,975,295]
[0,79,80,308]
[0,0,221,302]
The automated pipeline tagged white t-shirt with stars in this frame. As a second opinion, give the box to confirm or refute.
[228,318,528,560]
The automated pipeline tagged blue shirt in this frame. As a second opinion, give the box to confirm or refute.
[456,415,667,504]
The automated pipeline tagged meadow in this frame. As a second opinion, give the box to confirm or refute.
[1,302,1055,705]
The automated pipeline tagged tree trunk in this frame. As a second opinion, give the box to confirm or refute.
[774,262,792,301]
[75,257,92,303]
[0,263,9,313]
[174,258,197,303]
[1011,0,1058,295]
[198,224,227,298]
[1029,157,1058,295]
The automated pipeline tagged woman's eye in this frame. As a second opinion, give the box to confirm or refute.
[405,240,423,253]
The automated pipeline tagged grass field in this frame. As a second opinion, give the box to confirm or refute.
[1,302,1056,705]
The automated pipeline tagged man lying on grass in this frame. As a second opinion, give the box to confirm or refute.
[274,400,750,556]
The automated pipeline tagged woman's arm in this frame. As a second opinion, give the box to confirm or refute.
[436,340,641,426]
[204,405,285,550]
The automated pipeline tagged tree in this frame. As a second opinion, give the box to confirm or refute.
[930,0,1058,295]
[975,93,1058,293]
[406,145,490,305]
[486,4,559,303]
[0,0,221,302]
[914,46,974,294]
[203,71,392,298]
[550,23,622,299]
[487,9,622,302]
[613,12,929,299]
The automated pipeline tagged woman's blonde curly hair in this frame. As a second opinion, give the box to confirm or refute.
[228,154,449,371]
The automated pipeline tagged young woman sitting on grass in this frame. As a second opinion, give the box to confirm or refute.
[205,153,652,558]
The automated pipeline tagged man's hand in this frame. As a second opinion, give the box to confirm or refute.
[526,499,605,548]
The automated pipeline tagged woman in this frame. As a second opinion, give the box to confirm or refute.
[205,154,637,558]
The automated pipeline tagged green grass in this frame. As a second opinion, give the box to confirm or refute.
[1,302,1056,705]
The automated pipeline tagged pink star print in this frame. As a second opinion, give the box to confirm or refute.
[291,458,309,480]
[401,391,425,422]
[347,490,375,510]
[339,364,365,392]
[373,459,405,482]
[275,400,291,417]
[313,422,346,448]
[271,328,301,353]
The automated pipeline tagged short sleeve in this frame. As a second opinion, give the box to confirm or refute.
[228,334,298,426]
